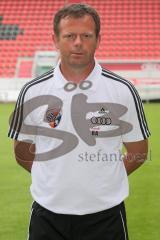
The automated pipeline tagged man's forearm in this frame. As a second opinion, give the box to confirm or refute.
[14,141,35,172]
[123,152,147,175]
[123,139,148,175]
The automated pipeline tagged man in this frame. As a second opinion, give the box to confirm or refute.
[8,3,150,240]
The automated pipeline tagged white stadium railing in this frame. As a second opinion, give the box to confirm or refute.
[0,54,160,102]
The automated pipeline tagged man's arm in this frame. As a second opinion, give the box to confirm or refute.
[123,139,148,175]
[14,140,35,173]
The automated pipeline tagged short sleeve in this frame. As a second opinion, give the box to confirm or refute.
[8,86,36,143]
[121,85,150,142]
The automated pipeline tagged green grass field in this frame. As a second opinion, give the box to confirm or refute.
[0,103,160,240]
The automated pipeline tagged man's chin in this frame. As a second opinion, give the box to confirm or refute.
[69,60,88,69]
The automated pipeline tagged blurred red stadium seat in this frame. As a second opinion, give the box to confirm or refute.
[0,0,160,77]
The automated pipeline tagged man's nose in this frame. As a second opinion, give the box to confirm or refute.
[74,35,82,46]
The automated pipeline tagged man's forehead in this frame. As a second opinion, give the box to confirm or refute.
[58,15,96,32]
[61,14,91,21]
[59,14,95,25]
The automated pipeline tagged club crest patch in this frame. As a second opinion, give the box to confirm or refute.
[46,108,62,128]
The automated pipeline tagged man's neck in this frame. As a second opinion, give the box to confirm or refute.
[59,61,95,83]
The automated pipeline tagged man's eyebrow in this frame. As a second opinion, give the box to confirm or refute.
[63,32,94,34]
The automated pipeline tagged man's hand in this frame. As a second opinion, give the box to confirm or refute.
[123,139,148,175]
[14,140,35,172]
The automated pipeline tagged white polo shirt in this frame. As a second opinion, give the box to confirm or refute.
[8,61,150,215]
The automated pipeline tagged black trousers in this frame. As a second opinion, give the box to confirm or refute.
[28,201,129,240]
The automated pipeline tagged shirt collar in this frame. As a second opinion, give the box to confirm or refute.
[53,59,102,92]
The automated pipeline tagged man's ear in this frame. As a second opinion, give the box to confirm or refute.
[52,34,59,50]
[96,34,101,49]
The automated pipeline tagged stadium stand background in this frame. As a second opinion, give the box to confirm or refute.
[0,0,160,101]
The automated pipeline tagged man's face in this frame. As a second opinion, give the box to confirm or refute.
[54,15,100,69]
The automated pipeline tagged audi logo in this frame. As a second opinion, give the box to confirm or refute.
[91,117,112,125]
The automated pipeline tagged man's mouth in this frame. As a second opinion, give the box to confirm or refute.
[71,52,84,55]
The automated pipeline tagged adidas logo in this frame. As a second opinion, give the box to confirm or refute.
[98,107,110,114]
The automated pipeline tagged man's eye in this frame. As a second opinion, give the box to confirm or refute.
[83,33,93,39]
[65,34,74,39]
